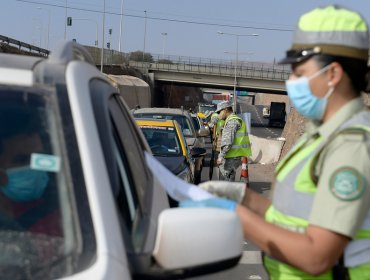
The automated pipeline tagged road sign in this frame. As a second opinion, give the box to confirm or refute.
[237,90,249,96]
[67,17,72,26]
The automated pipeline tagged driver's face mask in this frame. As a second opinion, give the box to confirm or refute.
[1,166,49,202]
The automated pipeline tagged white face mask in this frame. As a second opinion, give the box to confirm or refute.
[285,64,334,120]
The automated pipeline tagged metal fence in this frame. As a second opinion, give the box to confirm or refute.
[83,45,291,81]
[0,35,49,56]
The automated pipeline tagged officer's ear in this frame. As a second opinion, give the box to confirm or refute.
[327,62,343,87]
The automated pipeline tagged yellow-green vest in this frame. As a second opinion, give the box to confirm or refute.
[224,114,252,158]
[212,112,225,136]
[264,111,370,280]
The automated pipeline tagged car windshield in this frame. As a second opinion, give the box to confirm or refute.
[140,126,182,156]
[0,87,95,279]
[134,113,194,137]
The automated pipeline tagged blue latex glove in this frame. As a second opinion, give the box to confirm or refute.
[179,197,237,211]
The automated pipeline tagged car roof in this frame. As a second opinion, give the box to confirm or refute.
[133,107,191,116]
[135,118,177,127]
[0,42,96,87]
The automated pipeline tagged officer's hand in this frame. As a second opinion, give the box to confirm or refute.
[179,197,237,211]
[216,158,223,165]
[198,181,246,203]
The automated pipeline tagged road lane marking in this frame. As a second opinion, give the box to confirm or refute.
[248,275,262,279]
[239,251,262,264]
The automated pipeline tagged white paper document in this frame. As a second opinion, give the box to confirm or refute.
[145,152,214,201]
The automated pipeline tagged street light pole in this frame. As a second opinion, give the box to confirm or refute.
[37,7,51,50]
[142,10,147,61]
[234,35,238,110]
[64,0,68,40]
[100,0,106,72]
[118,0,124,52]
[161,32,167,59]
[217,31,258,113]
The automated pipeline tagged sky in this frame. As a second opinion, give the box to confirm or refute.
[2,1,370,63]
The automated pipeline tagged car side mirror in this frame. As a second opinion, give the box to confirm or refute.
[145,208,243,278]
[182,128,192,136]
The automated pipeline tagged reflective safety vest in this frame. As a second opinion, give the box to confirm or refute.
[264,111,370,280]
[224,114,252,158]
[216,119,225,136]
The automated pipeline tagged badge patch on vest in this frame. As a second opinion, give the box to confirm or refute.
[329,167,364,201]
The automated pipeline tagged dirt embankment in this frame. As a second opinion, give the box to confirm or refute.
[280,108,306,159]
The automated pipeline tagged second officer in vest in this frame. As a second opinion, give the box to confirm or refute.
[215,101,251,181]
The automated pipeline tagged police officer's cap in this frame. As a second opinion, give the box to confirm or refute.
[279,5,369,64]
[216,101,232,113]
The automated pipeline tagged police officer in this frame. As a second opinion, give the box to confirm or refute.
[181,5,370,279]
[207,110,225,180]
[215,100,251,181]
[208,110,224,147]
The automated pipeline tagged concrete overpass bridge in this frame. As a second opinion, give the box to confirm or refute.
[127,57,290,95]
[82,45,291,95]
[0,35,290,94]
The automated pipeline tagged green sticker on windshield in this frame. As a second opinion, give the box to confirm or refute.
[31,153,60,172]
[329,167,364,201]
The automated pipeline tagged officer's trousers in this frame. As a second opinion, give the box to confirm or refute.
[219,157,241,181]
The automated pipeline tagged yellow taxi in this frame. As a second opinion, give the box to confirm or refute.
[135,118,196,183]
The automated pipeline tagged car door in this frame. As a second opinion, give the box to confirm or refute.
[90,78,170,277]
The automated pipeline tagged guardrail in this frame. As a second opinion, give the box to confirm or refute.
[0,35,49,56]
[82,45,291,81]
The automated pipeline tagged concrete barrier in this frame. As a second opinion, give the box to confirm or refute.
[249,135,285,164]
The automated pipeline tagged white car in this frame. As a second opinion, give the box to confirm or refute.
[0,42,243,279]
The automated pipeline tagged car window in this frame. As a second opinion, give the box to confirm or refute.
[0,86,95,279]
[109,97,163,270]
[134,113,194,137]
[140,126,182,156]
[90,79,153,263]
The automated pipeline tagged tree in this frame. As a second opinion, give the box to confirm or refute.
[129,51,153,62]
[157,59,173,64]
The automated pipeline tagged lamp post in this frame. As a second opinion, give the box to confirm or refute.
[64,0,68,40]
[161,32,167,59]
[100,0,106,72]
[37,7,51,49]
[217,31,258,112]
[142,10,147,61]
[118,0,124,52]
